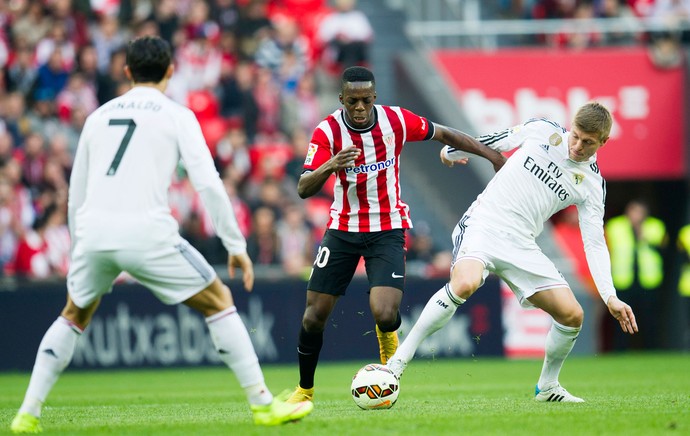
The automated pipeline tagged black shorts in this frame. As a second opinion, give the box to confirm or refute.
[307,229,406,296]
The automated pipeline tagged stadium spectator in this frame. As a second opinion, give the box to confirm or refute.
[148,0,180,45]
[605,199,668,350]
[678,223,690,297]
[6,46,38,95]
[254,17,309,91]
[56,72,99,122]
[283,66,506,404]
[406,221,438,264]
[168,24,222,104]
[211,0,241,32]
[236,0,273,59]
[33,49,70,104]
[12,200,69,279]
[11,0,53,48]
[552,1,601,49]
[18,132,47,194]
[387,102,638,404]
[2,92,30,147]
[597,0,640,46]
[90,14,128,73]
[9,36,312,434]
[47,0,90,48]
[95,48,128,104]
[316,0,373,71]
[253,66,283,139]
[246,205,280,265]
[34,21,76,71]
[276,203,314,277]
[25,93,62,143]
[1,158,35,255]
[220,61,260,142]
[280,72,323,137]
[0,173,25,275]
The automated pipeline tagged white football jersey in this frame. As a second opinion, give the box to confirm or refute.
[68,86,245,254]
[444,118,615,302]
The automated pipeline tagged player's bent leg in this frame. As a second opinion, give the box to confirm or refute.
[387,259,485,378]
[12,296,97,433]
[448,258,486,301]
[185,279,275,410]
[182,277,233,317]
[370,286,402,364]
[527,286,584,328]
[287,291,338,403]
[528,287,584,402]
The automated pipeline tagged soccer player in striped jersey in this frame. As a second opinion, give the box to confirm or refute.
[387,102,638,403]
[284,66,506,404]
[10,36,312,434]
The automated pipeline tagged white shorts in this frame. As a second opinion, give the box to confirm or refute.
[67,238,216,308]
[451,218,569,308]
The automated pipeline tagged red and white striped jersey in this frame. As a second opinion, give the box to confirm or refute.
[303,105,434,232]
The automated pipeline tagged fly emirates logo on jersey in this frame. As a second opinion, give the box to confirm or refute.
[461,86,649,139]
[523,157,570,201]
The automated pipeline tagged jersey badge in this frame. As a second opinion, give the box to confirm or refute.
[384,135,395,148]
[549,133,562,146]
[573,173,584,185]
[305,143,318,165]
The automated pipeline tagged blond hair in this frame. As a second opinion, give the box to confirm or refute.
[573,102,612,141]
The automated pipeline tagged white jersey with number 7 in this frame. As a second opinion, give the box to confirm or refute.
[68,86,245,255]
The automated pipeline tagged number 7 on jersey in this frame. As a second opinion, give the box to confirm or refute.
[107,118,137,176]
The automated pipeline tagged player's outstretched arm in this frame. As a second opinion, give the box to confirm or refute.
[432,124,506,173]
[228,252,255,292]
[606,295,638,334]
[297,146,361,198]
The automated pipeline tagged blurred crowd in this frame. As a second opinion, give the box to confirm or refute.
[496,0,689,65]
[1,0,689,282]
[0,0,378,281]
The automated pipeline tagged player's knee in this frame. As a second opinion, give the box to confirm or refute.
[561,304,584,327]
[372,308,399,331]
[302,309,328,332]
[449,276,480,300]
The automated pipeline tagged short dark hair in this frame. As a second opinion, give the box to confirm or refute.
[125,36,172,84]
[341,66,375,86]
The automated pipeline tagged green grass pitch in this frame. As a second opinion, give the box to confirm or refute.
[1,353,688,435]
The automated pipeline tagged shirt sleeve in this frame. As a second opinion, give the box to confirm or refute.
[67,116,91,243]
[176,108,247,255]
[577,189,617,304]
[400,107,433,142]
[303,122,332,172]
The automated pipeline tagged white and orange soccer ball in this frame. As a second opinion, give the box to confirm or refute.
[350,363,400,410]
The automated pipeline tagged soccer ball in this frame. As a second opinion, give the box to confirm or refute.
[350,363,399,410]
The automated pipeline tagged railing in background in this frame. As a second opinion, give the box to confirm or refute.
[384,0,690,50]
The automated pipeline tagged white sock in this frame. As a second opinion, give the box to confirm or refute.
[19,317,83,418]
[393,284,465,363]
[206,306,273,406]
[537,321,581,391]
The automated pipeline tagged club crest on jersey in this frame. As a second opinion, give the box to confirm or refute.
[573,173,584,185]
[549,133,562,146]
[304,143,318,165]
[383,135,395,148]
